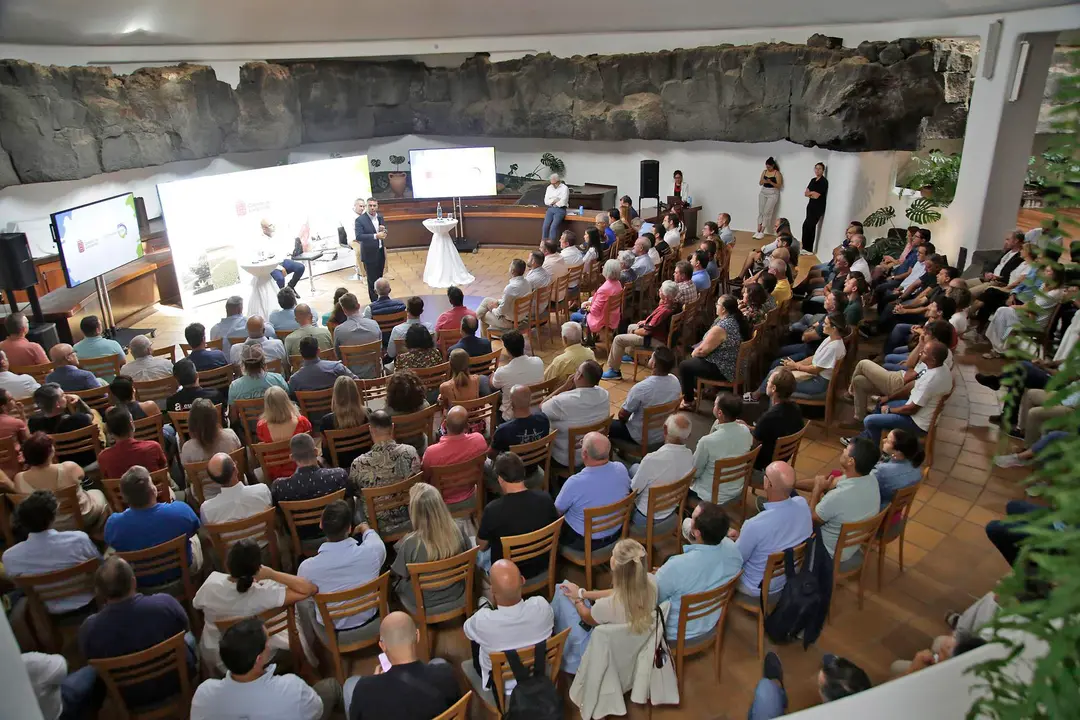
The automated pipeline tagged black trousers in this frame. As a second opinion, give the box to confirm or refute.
[678,357,730,401]
[363,250,386,302]
[801,209,824,253]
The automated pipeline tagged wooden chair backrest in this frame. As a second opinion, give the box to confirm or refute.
[263,358,285,376]
[204,507,281,569]
[195,366,233,392]
[276,329,293,341]
[183,446,248,507]
[833,509,889,577]
[12,556,100,616]
[79,355,123,381]
[772,423,807,465]
[114,534,193,600]
[582,493,634,549]
[0,435,18,484]
[406,546,478,621]
[133,376,178,404]
[509,431,557,492]
[101,467,172,512]
[71,385,111,414]
[563,416,612,471]
[180,338,224,356]
[215,604,294,638]
[11,362,54,385]
[232,397,265,445]
[49,424,102,463]
[151,345,178,363]
[390,404,439,447]
[632,397,681,456]
[709,446,762,504]
[428,454,485,520]
[360,375,391,403]
[89,631,193,720]
[455,392,500,439]
[675,571,742,657]
[339,341,385,379]
[393,338,408,357]
[532,284,552,324]
[503,293,534,328]
[923,391,953,463]
[411,362,451,394]
[490,627,571,710]
[500,517,564,599]
[131,413,167,447]
[760,541,808,598]
[640,470,694,561]
[251,439,293,475]
[527,377,561,409]
[324,424,373,467]
[168,404,223,446]
[279,489,348,557]
[436,329,463,357]
[313,571,390,643]
[433,692,472,720]
[467,349,500,376]
[362,472,420,542]
[288,348,338,370]
[375,310,408,335]
[295,388,334,419]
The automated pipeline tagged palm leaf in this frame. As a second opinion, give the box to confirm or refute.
[905,197,942,225]
[863,206,896,228]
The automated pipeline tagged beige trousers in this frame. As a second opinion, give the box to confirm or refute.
[849,359,907,420]
[607,324,659,372]
[965,279,996,299]
[1020,388,1071,446]
[477,297,512,330]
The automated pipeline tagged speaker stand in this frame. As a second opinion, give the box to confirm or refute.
[451,196,478,253]
[92,275,155,348]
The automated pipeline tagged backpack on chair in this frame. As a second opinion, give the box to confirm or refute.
[764,534,830,649]
[501,638,563,720]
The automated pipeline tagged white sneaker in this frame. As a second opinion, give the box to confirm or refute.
[994,454,1029,469]
[753,232,764,240]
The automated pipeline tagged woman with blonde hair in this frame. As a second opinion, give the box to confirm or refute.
[391,481,470,609]
[319,375,368,468]
[255,385,312,480]
[553,538,658,672]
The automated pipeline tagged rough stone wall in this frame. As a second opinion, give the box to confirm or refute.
[0,36,974,187]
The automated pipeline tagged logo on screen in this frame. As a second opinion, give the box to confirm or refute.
[236,201,248,216]
[77,240,85,253]
[116,223,128,238]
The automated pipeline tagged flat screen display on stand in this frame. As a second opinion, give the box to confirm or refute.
[409,146,497,198]
[50,192,143,288]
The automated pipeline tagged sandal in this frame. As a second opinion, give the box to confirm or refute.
[944,611,960,630]
[982,351,1001,360]
[678,401,697,412]
[742,392,757,403]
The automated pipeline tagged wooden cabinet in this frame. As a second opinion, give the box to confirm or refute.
[11,257,67,301]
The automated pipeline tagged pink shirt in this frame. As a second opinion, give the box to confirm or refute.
[421,432,488,504]
[587,279,624,333]
[434,305,477,332]
[0,337,48,367]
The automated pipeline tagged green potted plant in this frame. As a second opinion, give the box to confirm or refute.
[502,153,566,191]
[901,149,961,206]
[387,155,409,198]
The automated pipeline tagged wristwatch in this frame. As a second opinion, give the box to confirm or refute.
[577,587,586,600]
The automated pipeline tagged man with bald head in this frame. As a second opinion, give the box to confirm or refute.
[555,432,631,551]
[464,557,554,689]
[361,278,406,322]
[342,611,459,720]
[283,303,333,357]
[730,461,812,598]
[119,334,174,382]
[228,315,289,371]
[490,385,550,482]
[45,343,104,390]
[200,451,272,526]
[422,405,488,505]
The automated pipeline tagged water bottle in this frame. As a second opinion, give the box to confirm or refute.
[578,205,584,216]
[437,202,443,219]
[686,194,693,206]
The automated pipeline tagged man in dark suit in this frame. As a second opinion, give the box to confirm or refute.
[353,197,387,302]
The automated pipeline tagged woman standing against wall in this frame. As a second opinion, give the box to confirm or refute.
[802,162,829,253]
[754,157,783,240]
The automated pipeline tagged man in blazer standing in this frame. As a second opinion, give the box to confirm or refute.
[353,197,387,302]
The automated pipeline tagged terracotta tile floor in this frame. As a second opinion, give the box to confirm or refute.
[104,239,1028,718]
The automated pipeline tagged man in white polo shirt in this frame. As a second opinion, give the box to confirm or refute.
[610,346,681,450]
[200,452,272,526]
[540,360,610,468]
[490,331,545,421]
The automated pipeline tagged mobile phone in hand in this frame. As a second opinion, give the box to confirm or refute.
[378,653,392,672]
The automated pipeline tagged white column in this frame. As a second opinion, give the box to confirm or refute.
[944,30,1058,262]
[0,614,45,720]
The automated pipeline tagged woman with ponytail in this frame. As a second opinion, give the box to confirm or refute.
[193,538,317,672]
[876,429,925,508]
[677,294,750,411]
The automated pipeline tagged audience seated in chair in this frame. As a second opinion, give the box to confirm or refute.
[268,287,303,333]
[806,438,881,565]
[228,344,288,407]
[361,278,407,323]
[185,322,231,372]
[477,452,559,575]
[749,651,871,719]
[435,286,477,333]
[271,434,350,533]
[488,385,550,489]
[98,407,168,483]
[167,358,225,414]
[181,399,243,487]
[611,346,681,447]
[110,375,163,424]
[350,410,421,535]
[605,281,683,381]
[554,433,629,551]
[569,260,623,339]
[389,482,471,610]
[629,414,693,528]
[524,250,552,292]
[289,336,355,394]
[690,393,754,504]
[890,631,987,679]
[781,290,844,361]
[690,250,712,292]
[388,296,435,361]
[333,293,382,368]
[630,238,655,278]
[541,238,568,301]
[393,324,443,372]
[677,295,751,412]
[747,313,847,406]
[541,360,610,469]
[0,348,41,398]
[618,249,638,286]
[71,314,124,376]
[210,296,277,358]
[422,405,487,505]
[284,304,333,358]
[448,315,493,357]
[200,451,272,526]
[257,387,314,481]
[1,312,48,367]
[545,322,596,385]
[384,370,432,455]
[477,259,532,332]
[14,430,108,532]
[319,376,369,467]
[46,343,104,392]
[119,334,174,383]
[490,331,544,421]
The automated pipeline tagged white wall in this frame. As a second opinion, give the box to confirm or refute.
[0,134,871,259]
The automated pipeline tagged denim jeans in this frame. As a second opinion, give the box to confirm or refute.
[778,342,812,362]
[60,666,103,720]
[747,678,787,720]
[270,258,305,288]
[858,399,924,444]
[985,500,1041,567]
[886,324,914,353]
[542,206,566,242]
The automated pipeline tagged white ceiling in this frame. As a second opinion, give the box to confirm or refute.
[0,0,1075,46]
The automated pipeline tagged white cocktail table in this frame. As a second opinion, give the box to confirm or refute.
[241,257,282,320]
[422,217,474,288]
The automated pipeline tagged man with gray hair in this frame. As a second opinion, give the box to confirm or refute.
[200,451,272,526]
[554,432,631,550]
[542,173,569,242]
[361,277,406,321]
[632,238,655,277]
[271,434,350,536]
[228,316,289,372]
[628,413,693,527]
[105,465,203,580]
[544,321,595,385]
[0,348,40,398]
[119,334,174,382]
[477,259,532,331]
[210,296,276,357]
[603,280,681,379]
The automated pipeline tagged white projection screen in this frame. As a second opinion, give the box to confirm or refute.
[409,147,497,198]
[158,156,371,308]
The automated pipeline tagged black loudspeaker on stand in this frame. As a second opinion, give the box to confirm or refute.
[0,232,60,353]
[639,160,660,215]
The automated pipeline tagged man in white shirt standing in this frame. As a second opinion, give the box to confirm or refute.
[541,173,569,243]
[490,331,545,420]
[463,559,554,691]
[228,316,290,373]
[200,452,273,526]
[540,360,610,468]
[477,259,533,331]
[0,349,40,398]
[629,414,694,527]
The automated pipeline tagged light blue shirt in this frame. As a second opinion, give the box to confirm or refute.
[691,269,711,291]
[2,529,102,613]
[554,462,630,538]
[297,532,386,629]
[631,253,654,277]
[874,459,922,509]
[656,540,743,640]
[210,315,277,356]
[227,372,289,404]
[268,308,300,332]
[735,496,813,595]
[73,336,126,381]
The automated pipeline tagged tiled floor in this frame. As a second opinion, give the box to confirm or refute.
[116,237,1028,718]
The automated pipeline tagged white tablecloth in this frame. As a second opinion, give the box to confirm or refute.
[241,257,282,320]
[422,217,474,288]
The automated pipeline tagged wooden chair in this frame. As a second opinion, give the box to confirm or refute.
[102,468,173,511]
[251,439,294,484]
[264,357,285,376]
[630,312,684,381]
[428,454,485,524]
[180,338,224,356]
[151,345,178,364]
[485,293,533,344]
[484,628,571,715]
[875,472,924,590]
[434,692,472,720]
[214,604,308,677]
[694,446,762,525]
[694,337,754,412]
[195,365,233,393]
[133,377,178,405]
[288,348,338,370]
[361,472,421,543]
[733,541,808,660]
[411,362,451,396]
[360,375,392,404]
[231,397,265,445]
[295,388,334,419]
[71,385,111,415]
[375,310,408,338]
[456,392,500,440]
[279,489,347,568]
[79,354,123,381]
[183,446,249,508]
[590,290,624,355]
[314,571,391,683]
[467,349,500,376]
[551,274,572,325]
[557,493,635,590]
[204,507,282,570]
[526,377,560,411]
[131,413,167,448]
[629,470,694,566]
[551,416,612,488]
[610,397,681,463]
[791,331,855,427]
[830,509,889,617]
[339,341,385,378]
[529,284,552,350]
[49,425,102,473]
[500,517,565,601]
[509,430,557,493]
[436,329,463,357]
[89,630,194,720]
[168,404,224,447]
[12,557,100,651]
[324,424,373,468]
[114,534,198,628]
[390,404,439,449]
[673,570,742,693]
[11,362,54,385]
[923,392,953,468]
[26,483,96,535]
[773,424,807,466]
[406,546,479,660]
[276,329,294,342]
